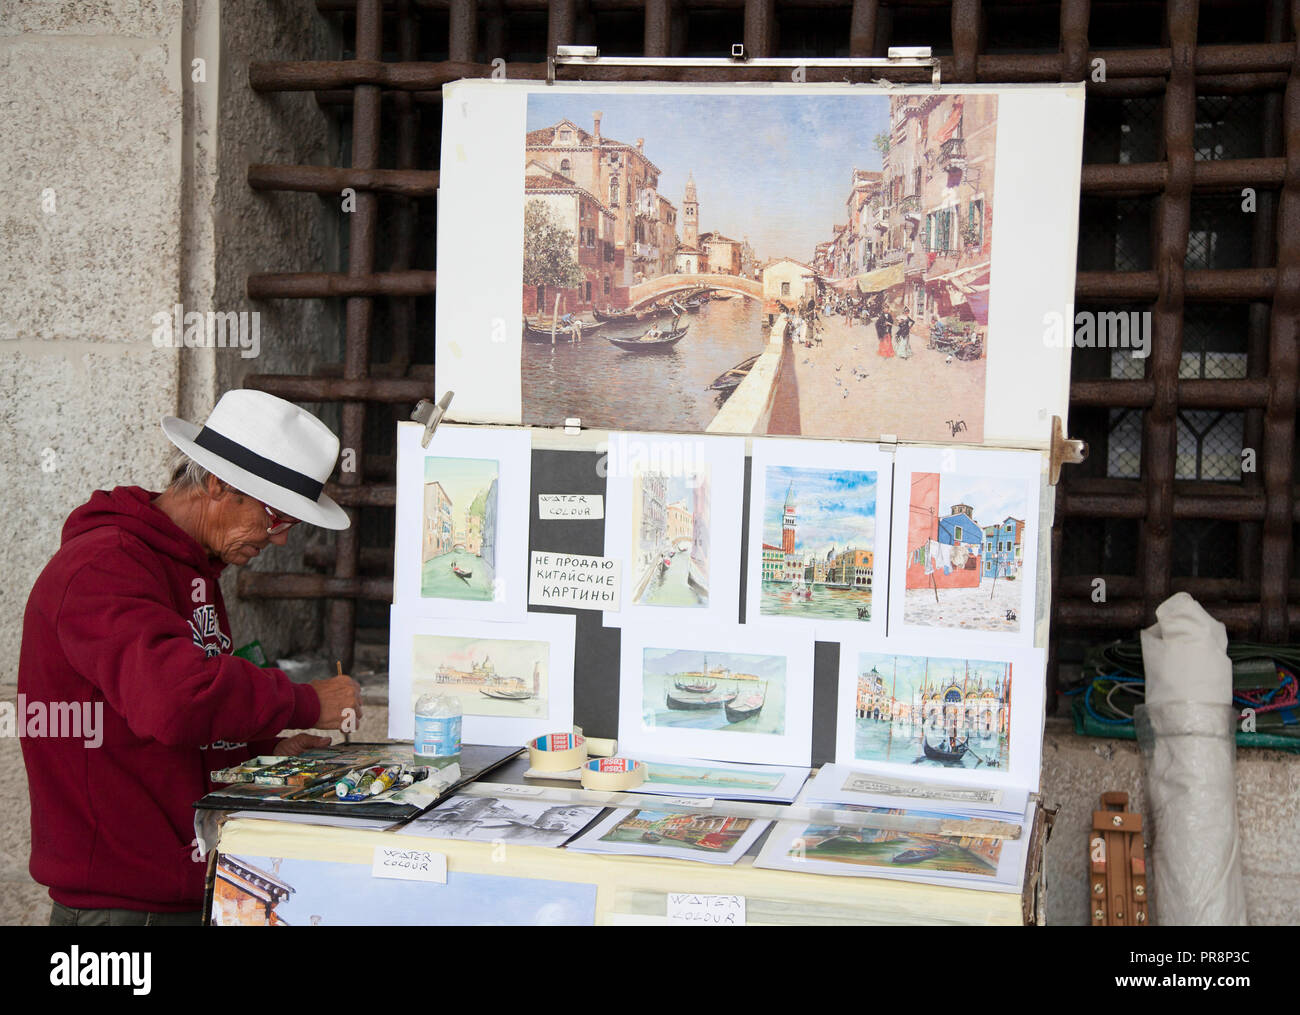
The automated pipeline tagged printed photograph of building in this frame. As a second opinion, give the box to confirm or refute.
[405,795,601,847]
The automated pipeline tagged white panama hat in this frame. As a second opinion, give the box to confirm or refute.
[161,389,351,530]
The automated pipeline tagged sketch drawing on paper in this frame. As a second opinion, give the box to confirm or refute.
[903,471,1029,632]
[600,809,757,853]
[790,811,1004,877]
[411,634,549,719]
[406,796,600,847]
[631,466,710,607]
[760,466,877,621]
[641,648,786,735]
[852,651,1011,770]
[520,92,997,441]
[421,456,499,601]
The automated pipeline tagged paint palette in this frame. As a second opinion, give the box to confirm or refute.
[196,743,523,821]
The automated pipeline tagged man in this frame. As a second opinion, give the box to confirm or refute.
[20,389,362,925]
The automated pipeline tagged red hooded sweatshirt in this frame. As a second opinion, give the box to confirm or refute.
[19,486,321,911]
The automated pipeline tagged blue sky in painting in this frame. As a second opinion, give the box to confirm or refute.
[226,855,595,926]
[423,455,497,514]
[926,473,1029,530]
[763,466,876,552]
[643,647,787,681]
[527,93,892,265]
[856,652,1010,698]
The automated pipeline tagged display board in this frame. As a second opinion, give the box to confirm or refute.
[385,427,1052,772]
[397,76,1082,805]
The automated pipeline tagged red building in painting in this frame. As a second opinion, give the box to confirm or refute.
[905,472,982,591]
[523,160,621,316]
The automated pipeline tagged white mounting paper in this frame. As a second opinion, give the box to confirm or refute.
[617,621,815,767]
[745,437,893,640]
[602,431,745,629]
[387,607,575,747]
[393,422,531,621]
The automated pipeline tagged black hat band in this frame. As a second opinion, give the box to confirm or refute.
[193,427,324,501]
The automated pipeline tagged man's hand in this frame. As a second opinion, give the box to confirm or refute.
[311,672,362,731]
[276,733,333,756]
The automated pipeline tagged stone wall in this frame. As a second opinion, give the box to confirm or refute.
[0,0,340,684]
[1040,718,1298,925]
[0,1,187,684]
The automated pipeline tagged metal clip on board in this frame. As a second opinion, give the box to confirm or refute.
[411,391,454,449]
[1049,415,1088,485]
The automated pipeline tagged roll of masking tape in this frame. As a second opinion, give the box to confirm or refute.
[571,726,617,758]
[584,737,618,758]
[579,757,646,792]
[527,732,588,772]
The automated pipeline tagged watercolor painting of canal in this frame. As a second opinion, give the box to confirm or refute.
[888,446,1042,648]
[568,807,770,866]
[410,632,550,719]
[834,634,1047,789]
[755,801,1031,891]
[618,624,815,766]
[745,438,892,637]
[603,432,744,630]
[388,609,575,747]
[846,650,1013,770]
[420,456,498,602]
[635,755,810,803]
[438,81,1085,449]
[393,424,531,621]
[632,465,711,608]
[640,648,787,736]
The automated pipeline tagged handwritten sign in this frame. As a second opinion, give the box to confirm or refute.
[656,796,715,809]
[539,494,604,520]
[371,846,447,884]
[529,551,621,611]
[492,784,546,797]
[666,893,746,926]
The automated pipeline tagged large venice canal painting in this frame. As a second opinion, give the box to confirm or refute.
[521,91,998,442]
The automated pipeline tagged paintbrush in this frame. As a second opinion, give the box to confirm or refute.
[338,660,351,744]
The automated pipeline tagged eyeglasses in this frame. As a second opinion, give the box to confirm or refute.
[263,504,300,535]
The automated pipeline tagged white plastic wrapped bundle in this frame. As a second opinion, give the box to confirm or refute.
[1135,592,1247,925]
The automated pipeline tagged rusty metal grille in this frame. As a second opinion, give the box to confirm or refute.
[240,0,1299,712]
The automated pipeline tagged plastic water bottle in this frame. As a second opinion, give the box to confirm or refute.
[413,692,462,769]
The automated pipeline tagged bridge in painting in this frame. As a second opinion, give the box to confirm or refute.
[628,272,763,308]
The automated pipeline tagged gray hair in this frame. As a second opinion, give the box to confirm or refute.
[166,449,214,493]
